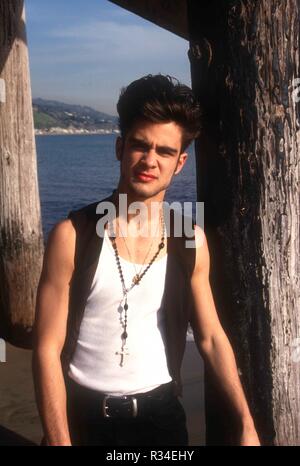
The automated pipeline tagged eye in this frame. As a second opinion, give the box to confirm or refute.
[157,149,175,157]
[131,143,147,152]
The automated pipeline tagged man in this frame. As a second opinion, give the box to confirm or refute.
[32,74,260,446]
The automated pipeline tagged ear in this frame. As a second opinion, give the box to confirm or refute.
[174,152,188,175]
[116,136,123,161]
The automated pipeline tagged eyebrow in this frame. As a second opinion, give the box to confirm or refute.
[128,137,178,155]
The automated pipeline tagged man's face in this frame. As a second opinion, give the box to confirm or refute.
[116,120,188,200]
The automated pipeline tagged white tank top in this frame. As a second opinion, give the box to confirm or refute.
[68,228,172,395]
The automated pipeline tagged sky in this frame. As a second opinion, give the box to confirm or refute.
[26,0,191,116]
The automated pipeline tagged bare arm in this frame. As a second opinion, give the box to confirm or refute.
[32,219,75,446]
[189,226,260,446]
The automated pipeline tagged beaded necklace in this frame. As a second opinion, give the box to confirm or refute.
[108,212,166,366]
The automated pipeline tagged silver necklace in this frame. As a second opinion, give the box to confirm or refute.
[108,212,166,366]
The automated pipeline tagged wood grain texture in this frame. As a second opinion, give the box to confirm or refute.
[253,0,300,445]
[189,0,299,445]
[0,1,44,348]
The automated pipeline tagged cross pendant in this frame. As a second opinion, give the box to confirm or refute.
[116,346,129,367]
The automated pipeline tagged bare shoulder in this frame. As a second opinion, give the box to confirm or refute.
[192,224,210,275]
[182,224,209,277]
[47,218,76,246]
[42,219,76,282]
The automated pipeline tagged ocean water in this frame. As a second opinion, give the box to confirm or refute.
[36,134,197,240]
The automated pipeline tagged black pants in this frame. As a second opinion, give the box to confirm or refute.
[67,378,189,446]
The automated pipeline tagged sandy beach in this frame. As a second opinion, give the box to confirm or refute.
[0,341,205,446]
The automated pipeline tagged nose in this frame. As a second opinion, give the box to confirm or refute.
[140,149,157,167]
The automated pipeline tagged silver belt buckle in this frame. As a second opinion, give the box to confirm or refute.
[102,395,138,418]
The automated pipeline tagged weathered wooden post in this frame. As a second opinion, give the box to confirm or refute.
[0,0,44,348]
[188,0,300,446]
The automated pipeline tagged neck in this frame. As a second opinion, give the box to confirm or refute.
[112,187,165,226]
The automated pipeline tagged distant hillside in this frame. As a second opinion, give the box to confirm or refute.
[33,98,119,134]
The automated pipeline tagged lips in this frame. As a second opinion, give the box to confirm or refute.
[134,171,157,181]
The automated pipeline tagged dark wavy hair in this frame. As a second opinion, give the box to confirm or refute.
[117,74,202,152]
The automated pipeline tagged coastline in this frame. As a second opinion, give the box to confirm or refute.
[35,128,120,136]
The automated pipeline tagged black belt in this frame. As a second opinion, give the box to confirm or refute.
[67,378,175,420]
